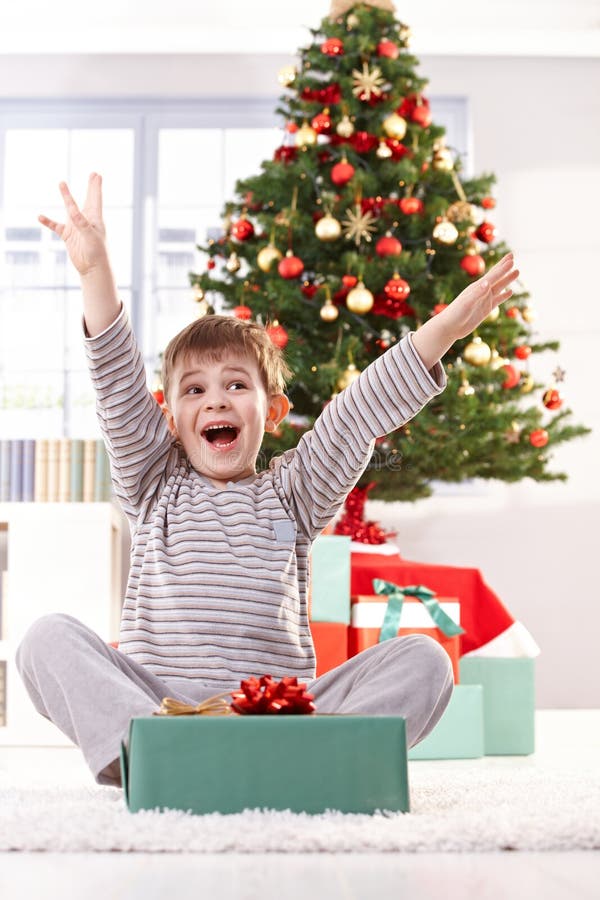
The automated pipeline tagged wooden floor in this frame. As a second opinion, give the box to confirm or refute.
[1,710,599,900]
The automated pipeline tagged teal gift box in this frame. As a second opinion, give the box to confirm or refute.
[407,685,484,760]
[120,715,410,815]
[459,657,535,755]
[310,535,351,623]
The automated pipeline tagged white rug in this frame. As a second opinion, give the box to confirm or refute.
[2,762,599,853]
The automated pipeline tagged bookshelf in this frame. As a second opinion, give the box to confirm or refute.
[0,502,124,745]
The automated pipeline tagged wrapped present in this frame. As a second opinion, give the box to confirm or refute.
[309,621,349,676]
[408,685,484,760]
[120,676,409,815]
[459,657,535,755]
[309,535,351,623]
[349,580,464,682]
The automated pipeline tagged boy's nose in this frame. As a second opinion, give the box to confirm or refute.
[203,393,230,410]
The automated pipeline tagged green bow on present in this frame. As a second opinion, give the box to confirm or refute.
[372,579,465,643]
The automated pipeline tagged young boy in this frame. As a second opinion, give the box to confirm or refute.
[17,173,518,787]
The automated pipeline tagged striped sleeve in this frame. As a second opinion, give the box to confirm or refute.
[83,306,174,522]
[274,333,446,541]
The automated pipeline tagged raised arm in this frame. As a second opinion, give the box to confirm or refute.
[411,252,519,370]
[38,173,121,337]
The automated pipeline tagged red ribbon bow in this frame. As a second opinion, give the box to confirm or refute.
[230,675,316,715]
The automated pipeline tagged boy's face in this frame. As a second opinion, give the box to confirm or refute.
[163,350,289,489]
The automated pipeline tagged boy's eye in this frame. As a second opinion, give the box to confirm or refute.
[229,381,246,390]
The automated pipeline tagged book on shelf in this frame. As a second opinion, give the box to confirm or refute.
[46,439,60,503]
[0,438,113,504]
[0,441,11,503]
[34,439,49,502]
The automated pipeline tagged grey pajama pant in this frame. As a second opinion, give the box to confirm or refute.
[16,613,453,787]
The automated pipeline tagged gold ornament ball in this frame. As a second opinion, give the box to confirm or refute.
[485,306,500,323]
[382,113,407,141]
[277,65,296,87]
[463,336,492,366]
[336,115,355,138]
[315,213,342,242]
[346,13,359,28]
[193,285,205,302]
[398,23,412,44]
[520,373,535,394]
[490,348,509,370]
[522,306,536,323]
[257,244,282,272]
[296,123,318,147]
[320,298,339,322]
[346,281,374,314]
[226,252,241,273]
[447,201,475,224]
[432,219,459,245]
[195,299,209,319]
[376,140,392,159]
[433,147,454,171]
[337,363,361,391]
[458,379,475,397]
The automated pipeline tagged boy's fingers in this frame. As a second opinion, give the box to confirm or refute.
[491,268,520,294]
[38,214,64,238]
[485,253,514,280]
[59,181,90,229]
[84,172,102,213]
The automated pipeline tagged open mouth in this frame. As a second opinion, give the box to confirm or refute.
[201,424,240,450]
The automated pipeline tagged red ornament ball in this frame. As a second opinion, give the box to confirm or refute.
[278,253,304,279]
[501,364,520,389]
[514,345,532,360]
[384,275,410,301]
[529,428,549,448]
[152,388,165,405]
[432,303,449,315]
[285,121,299,133]
[460,254,486,277]
[267,323,289,349]
[321,37,344,56]
[311,111,332,134]
[375,235,403,257]
[301,281,319,299]
[331,160,355,186]
[399,196,423,215]
[207,259,216,270]
[342,274,358,288]
[233,305,252,321]
[377,40,399,59]
[475,221,496,244]
[543,388,563,410]
[481,196,496,209]
[505,307,520,319]
[411,105,432,127]
[230,218,254,241]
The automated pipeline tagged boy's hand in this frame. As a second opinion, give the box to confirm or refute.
[411,253,520,371]
[38,173,108,276]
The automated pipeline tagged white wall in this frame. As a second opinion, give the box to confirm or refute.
[1,50,598,707]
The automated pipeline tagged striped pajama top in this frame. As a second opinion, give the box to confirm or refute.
[84,307,446,686]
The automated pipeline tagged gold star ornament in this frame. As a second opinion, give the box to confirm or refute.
[342,204,378,246]
[352,62,386,101]
[329,0,396,19]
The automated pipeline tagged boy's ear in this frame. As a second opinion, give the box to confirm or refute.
[265,394,290,432]
[161,403,178,438]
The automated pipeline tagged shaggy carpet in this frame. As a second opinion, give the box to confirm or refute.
[2,761,599,853]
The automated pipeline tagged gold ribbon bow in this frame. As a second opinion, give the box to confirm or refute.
[154,692,236,717]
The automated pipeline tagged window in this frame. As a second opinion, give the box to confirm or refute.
[0,98,468,439]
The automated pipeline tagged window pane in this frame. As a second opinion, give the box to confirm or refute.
[223,127,279,196]
[158,130,223,207]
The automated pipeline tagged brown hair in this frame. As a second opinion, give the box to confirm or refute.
[161,315,293,404]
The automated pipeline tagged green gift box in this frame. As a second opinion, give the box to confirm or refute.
[459,657,535,755]
[120,715,410,815]
[407,685,484,760]
[310,535,351,623]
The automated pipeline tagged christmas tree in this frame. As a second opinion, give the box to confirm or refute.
[190,0,589,504]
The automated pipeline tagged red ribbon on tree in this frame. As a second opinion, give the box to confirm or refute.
[334,482,395,544]
[230,675,316,715]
